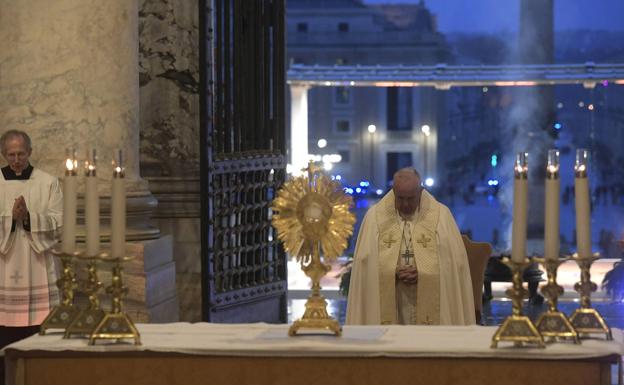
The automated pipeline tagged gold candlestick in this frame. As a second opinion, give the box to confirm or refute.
[40,251,81,335]
[89,255,141,345]
[533,257,579,343]
[569,254,612,340]
[64,255,105,338]
[491,257,545,348]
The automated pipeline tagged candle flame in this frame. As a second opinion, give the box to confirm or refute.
[66,158,75,171]
[575,164,586,172]
[547,164,559,174]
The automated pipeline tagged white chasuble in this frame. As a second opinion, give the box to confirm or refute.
[346,190,475,325]
[0,169,62,326]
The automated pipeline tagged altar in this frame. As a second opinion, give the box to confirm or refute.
[4,323,623,385]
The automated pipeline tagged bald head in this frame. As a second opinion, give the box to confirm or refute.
[393,167,423,218]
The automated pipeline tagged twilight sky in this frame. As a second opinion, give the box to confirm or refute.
[363,0,624,33]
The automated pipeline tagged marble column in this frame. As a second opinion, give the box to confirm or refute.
[290,84,310,175]
[139,0,201,322]
[0,0,178,322]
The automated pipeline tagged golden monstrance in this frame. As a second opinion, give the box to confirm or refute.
[272,162,355,336]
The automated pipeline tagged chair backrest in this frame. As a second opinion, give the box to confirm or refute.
[461,235,492,324]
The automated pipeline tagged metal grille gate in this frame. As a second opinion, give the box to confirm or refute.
[200,0,287,322]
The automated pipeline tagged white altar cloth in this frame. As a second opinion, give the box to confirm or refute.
[4,323,623,360]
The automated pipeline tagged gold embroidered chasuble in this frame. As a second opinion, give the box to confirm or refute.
[375,189,440,325]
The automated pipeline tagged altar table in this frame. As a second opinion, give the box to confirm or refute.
[4,323,623,385]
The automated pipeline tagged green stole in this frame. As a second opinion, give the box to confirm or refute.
[375,190,441,325]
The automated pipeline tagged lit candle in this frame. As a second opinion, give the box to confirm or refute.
[62,149,78,254]
[544,149,560,261]
[511,152,528,263]
[574,149,591,259]
[85,149,99,257]
[111,150,126,258]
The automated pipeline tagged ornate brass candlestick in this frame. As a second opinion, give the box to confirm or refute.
[491,257,545,348]
[272,162,355,336]
[89,255,141,345]
[40,251,80,335]
[569,254,612,340]
[533,257,579,343]
[64,255,105,338]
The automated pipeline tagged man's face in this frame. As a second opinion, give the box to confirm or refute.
[393,178,422,218]
[2,136,31,175]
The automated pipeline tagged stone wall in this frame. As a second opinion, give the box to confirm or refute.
[138,0,202,322]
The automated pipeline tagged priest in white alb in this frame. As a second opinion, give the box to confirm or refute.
[0,130,62,350]
[346,167,475,325]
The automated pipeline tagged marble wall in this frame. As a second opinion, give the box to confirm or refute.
[0,0,141,181]
[139,0,202,321]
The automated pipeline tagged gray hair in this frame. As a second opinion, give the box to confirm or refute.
[393,167,421,180]
[0,130,32,155]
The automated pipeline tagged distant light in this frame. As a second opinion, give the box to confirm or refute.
[349,81,355,86]
[324,81,331,86]
[554,122,562,130]
[491,154,498,167]
[421,125,431,137]
[376,189,383,196]
[345,188,354,195]
[578,101,585,108]
[356,187,362,193]
[588,104,595,111]
[482,87,488,93]
[323,162,333,171]
[557,102,563,109]
[317,139,327,148]
[359,181,370,187]
[488,179,499,186]
[424,177,434,187]
[335,174,342,181]
[602,80,609,87]
[331,175,335,180]
[367,124,377,134]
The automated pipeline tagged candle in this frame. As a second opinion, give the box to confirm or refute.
[85,149,100,257]
[111,150,126,258]
[62,149,78,254]
[511,152,528,263]
[544,149,560,261]
[574,149,592,259]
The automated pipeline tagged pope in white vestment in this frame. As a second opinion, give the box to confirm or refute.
[0,131,61,327]
[346,168,475,325]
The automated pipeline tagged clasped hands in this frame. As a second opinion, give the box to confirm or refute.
[396,265,418,285]
[12,196,29,221]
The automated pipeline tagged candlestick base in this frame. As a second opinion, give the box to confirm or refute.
[491,314,544,348]
[40,250,80,335]
[64,309,105,339]
[570,254,612,340]
[536,311,580,343]
[569,308,612,340]
[491,257,545,348]
[533,257,580,344]
[39,305,81,335]
[89,312,141,345]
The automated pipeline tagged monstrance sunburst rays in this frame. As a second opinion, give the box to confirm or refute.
[271,162,355,336]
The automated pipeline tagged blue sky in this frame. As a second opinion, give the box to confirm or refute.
[364,0,624,33]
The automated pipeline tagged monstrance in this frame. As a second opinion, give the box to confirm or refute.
[272,162,355,336]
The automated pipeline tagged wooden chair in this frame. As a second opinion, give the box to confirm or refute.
[461,235,492,325]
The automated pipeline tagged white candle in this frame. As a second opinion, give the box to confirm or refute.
[511,152,528,263]
[111,150,126,258]
[85,149,100,257]
[62,150,78,254]
[544,149,560,261]
[574,149,592,259]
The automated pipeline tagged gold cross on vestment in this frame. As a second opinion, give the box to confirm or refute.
[382,233,397,248]
[416,234,432,248]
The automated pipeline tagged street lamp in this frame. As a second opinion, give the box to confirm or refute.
[367,125,376,184]
[421,125,430,182]
[317,138,327,149]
